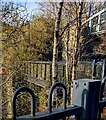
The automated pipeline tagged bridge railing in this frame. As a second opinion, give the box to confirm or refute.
[84,8,106,34]
[12,79,106,120]
[20,60,106,88]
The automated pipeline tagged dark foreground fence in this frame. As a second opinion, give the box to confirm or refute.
[12,78,106,120]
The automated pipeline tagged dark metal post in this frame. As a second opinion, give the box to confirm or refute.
[72,79,101,120]
[98,77,106,120]
[48,82,67,113]
[12,86,35,120]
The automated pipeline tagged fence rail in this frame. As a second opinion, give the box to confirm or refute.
[87,8,106,34]
[82,8,106,34]
[12,79,106,120]
[12,82,83,120]
[20,60,106,88]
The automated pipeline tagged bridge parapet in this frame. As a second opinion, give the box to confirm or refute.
[84,8,106,34]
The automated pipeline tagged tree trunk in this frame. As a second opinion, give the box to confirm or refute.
[65,32,69,84]
[52,1,64,84]
[65,19,71,105]
[71,2,84,81]
[6,79,13,118]
[65,16,70,84]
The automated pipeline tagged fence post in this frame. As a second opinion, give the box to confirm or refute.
[36,63,38,79]
[101,59,106,79]
[50,64,52,85]
[92,59,97,79]
[44,64,46,80]
[72,79,101,120]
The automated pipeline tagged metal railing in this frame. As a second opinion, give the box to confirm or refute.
[12,82,83,120]
[87,8,106,34]
[12,79,106,120]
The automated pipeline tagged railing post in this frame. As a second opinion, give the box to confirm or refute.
[72,79,101,120]
[89,19,92,33]
[50,64,52,85]
[101,59,106,79]
[92,59,97,79]
[97,14,101,32]
[48,82,67,120]
[44,64,46,80]
[36,63,38,79]
[12,86,35,120]
[48,82,67,113]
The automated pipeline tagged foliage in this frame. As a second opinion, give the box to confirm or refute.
[1,1,106,118]
[2,1,28,68]
[29,16,54,61]
[1,1,55,118]
[2,2,55,68]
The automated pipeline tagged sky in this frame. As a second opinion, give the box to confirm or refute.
[2,0,105,17]
[1,0,42,21]
[21,0,106,16]
[17,1,40,15]
[25,2,39,15]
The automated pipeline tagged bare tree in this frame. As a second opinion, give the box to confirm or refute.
[71,1,84,80]
[52,1,64,84]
